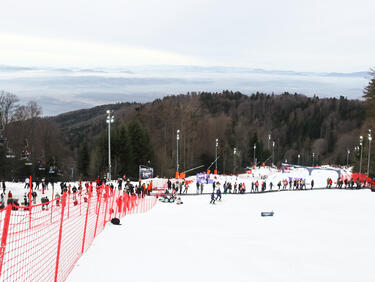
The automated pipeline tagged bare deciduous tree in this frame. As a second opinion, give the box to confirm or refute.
[14,101,42,121]
[0,91,19,133]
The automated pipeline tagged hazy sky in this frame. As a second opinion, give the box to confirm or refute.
[1,0,374,72]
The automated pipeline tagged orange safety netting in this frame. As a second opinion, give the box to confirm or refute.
[0,183,164,281]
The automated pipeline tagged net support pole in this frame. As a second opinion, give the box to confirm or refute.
[51,183,54,224]
[103,187,109,228]
[54,192,66,282]
[81,190,91,254]
[0,204,12,277]
[29,175,32,229]
[94,188,102,238]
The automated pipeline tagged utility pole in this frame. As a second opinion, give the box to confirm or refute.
[233,147,236,174]
[106,110,114,181]
[367,130,372,176]
[176,129,180,173]
[360,135,363,174]
[346,149,350,166]
[298,154,300,166]
[268,134,271,150]
[253,144,256,166]
[215,138,218,172]
[272,141,275,166]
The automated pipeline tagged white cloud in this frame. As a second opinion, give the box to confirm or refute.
[0,0,374,72]
[0,32,201,67]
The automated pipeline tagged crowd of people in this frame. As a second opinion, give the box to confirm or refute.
[0,171,372,210]
[0,175,158,211]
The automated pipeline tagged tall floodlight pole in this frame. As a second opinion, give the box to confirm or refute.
[176,129,180,173]
[347,149,350,166]
[215,138,219,172]
[367,130,372,176]
[360,135,363,174]
[106,110,114,181]
[253,144,256,166]
[272,141,275,166]
[268,134,271,150]
[233,147,237,174]
[312,153,315,166]
[298,154,300,165]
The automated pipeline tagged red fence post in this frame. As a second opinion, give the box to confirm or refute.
[94,188,103,238]
[29,175,32,229]
[51,183,54,224]
[54,192,66,282]
[0,204,12,277]
[103,188,109,229]
[80,189,82,216]
[81,190,91,254]
[67,192,70,219]
[110,188,115,219]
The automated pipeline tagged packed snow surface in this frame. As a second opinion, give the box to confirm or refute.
[68,189,375,282]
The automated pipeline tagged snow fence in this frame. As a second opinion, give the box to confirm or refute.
[0,184,165,281]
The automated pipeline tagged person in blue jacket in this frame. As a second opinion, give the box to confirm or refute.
[210,191,216,204]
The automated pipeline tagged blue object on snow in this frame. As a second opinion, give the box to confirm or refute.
[261,211,274,217]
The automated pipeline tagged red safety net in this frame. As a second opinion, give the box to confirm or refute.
[0,183,164,281]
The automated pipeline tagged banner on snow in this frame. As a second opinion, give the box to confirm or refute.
[139,167,154,179]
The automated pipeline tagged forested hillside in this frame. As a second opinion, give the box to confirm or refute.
[48,91,367,179]
[0,86,372,181]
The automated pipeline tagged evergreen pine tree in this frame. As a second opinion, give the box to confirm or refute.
[77,142,90,178]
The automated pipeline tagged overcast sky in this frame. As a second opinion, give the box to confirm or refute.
[1,0,374,72]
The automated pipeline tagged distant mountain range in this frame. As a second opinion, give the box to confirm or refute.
[0,64,370,116]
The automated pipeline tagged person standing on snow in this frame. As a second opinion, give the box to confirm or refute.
[216,188,222,201]
[167,179,172,190]
[311,179,314,189]
[210,191,216,204]
[24,177,29,189]
[196,181,200,194]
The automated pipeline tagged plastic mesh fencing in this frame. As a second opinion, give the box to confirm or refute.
[0,183,164,282]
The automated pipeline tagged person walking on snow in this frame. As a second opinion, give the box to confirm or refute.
[210,191,216,204]
[216,188,222,201]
